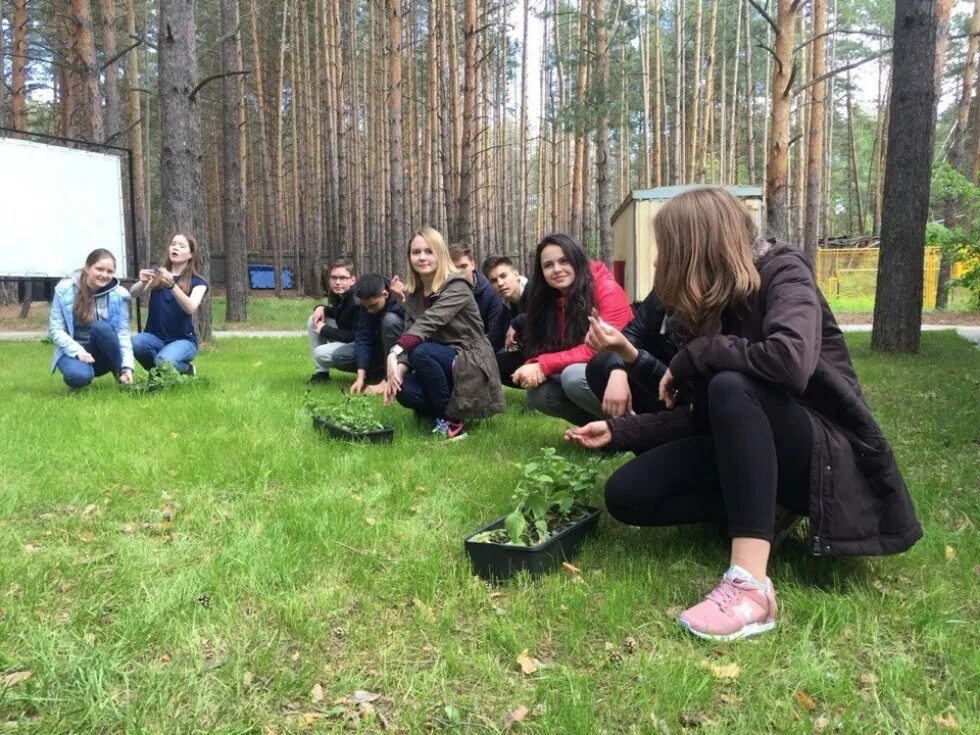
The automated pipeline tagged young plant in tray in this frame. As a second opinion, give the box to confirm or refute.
[126,362,203,394]
[304,390,386,435]
[471,447,600,547]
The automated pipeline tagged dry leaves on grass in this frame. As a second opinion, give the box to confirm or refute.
[701,660,740,680]
[944,545,957,561]
[1,671,32,687]
[412,597,436,624]
[858,672,878,686]
[561,562,581,575]
[793,690,817,711]
[516,650,542,676]
[936,713,959,730]
[503,705,529,729]
[311,683,325,703]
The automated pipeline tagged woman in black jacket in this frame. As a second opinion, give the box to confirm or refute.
[567,187,921,641]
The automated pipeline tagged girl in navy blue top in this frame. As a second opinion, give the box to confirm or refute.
[130,234,208,374]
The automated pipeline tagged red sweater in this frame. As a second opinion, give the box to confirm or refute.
[526,260,633,377]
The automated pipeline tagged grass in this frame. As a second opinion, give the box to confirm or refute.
[0,295,320,333]
[1,333,978,733]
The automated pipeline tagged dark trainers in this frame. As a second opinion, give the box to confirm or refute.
[187,362,197,377]
[308,371,330,384]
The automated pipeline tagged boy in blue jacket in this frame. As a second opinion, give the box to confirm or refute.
[348,273,405,395]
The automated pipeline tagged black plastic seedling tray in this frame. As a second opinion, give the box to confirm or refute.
[312,416,394,444]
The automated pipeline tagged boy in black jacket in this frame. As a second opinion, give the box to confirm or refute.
[307,258,359,382]
[349,273,405,395]
[449,243,508,351]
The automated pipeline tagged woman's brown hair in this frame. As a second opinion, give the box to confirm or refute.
[150,233,201,294]
[73,248,117,325]
[652,187,760,336]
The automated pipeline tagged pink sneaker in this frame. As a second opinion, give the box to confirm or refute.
[678,566,777,641]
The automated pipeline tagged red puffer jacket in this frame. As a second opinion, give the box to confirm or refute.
[527,260,633,377]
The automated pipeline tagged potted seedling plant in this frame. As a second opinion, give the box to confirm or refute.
[304,390,394,443]
[465,447,601,580]
[125,362,204,394]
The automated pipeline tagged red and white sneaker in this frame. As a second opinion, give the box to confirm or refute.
[678,565,777,641]
[433,418,466,440]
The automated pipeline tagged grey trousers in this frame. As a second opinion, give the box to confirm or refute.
[527,363,603,426]
[307,315,356,373]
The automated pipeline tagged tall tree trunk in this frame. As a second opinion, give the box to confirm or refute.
[872,0,951,353]
[672,0,683,183]
[802,0,825,262]
[687,0,702,182]
[221,0,247,322]
[726,2,742,185]
[159,0,209,340]
[640,0,651,185]
[272,0,289,294]
[67,0,104,141]
[845,72,864,235]
[518,0,530,249]
[11,0,28,129]
[697,0,717,182]
[388,0,406,271]
[455,0,476,243]
[652,0,662,186]
[570,2,589,243]
[744,0,755,184]
[122,0,148,268]
[98,0,121,144]
[595,0,612,264]
[247,0,280,295]
[764,0,795,240]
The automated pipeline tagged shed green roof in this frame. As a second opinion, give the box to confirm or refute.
[613,185,764,222]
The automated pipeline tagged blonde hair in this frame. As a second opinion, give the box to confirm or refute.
[652,187,760,335]
[405,226,457,293]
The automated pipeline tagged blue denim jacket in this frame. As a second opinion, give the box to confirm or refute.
[49,275,134,372]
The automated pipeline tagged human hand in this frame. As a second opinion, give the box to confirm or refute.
[118,368,133,385]
[363,382,386,396]
[564,421,612,449]
[138,269,155,283]
[512,363,546,389]
[158,267,175,287]
[504,326,518,350]
[585,313,629,356]
[382,371,403,406]
[388,275,406,303]
[602,370,632,417]
[350,376,365,394]
[658,368,677,408]
[77,350,95,364]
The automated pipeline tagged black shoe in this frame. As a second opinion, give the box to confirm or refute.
[187,363,196,377]
[308,371,331,384]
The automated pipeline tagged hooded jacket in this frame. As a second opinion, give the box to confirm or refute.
[49,274,134,372]
[652,242,922,557]
[526,261,633,377]
[473,270,508,351]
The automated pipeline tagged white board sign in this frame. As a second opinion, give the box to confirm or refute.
[0,136,128,279]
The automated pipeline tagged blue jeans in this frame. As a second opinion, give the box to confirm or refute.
[56,321,122,388]
[396,342,456,419]
[132,332,198,374]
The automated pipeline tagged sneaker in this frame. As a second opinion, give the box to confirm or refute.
[678,565,777,641]
[186,363,197,377]
[308,370,330,384]
[433,418,466,440]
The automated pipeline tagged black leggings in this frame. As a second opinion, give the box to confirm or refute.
[604,370,812,541]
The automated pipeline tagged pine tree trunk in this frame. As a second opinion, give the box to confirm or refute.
[98,0,122,144]
[570,2,589,242]
[11,0,28,129]
[68,0,104,141]
[159,0,210,340]
[388,0,406,272]
[764,0,795,241]
[744,0,755,184]
[518,0,530,249]
[221,0,247,322]
[595,0,612,265]
[687,0,702,182]
[122,0,148,268]
[872,0,951,353]
[845,73,864,236]
[672,0,683,184]
[455,0,477,243]
[697,0,717,183]
[802,0,825,262]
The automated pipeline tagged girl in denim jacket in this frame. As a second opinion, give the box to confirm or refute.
[49,249,134,388]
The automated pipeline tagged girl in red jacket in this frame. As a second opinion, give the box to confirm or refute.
[511,233,632,425]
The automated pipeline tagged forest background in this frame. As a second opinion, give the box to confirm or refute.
[1,0,978,340]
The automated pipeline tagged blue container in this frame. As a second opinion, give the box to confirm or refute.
[248,265,294,289]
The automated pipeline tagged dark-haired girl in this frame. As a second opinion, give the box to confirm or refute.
[510,234,632,425]
[130,234,208,375]
[48,248,134,388]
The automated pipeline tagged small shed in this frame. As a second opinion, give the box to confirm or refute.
[611,185,765,302]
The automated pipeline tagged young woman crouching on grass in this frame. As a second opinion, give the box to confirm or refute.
[510,233,633,425]
[48,248,134,389]
[383,226,504,439]
[129,233,208,375]
[566,187,922,640]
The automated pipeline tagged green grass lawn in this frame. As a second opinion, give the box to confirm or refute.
[0,296,320,333]
[1,333,978,733]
